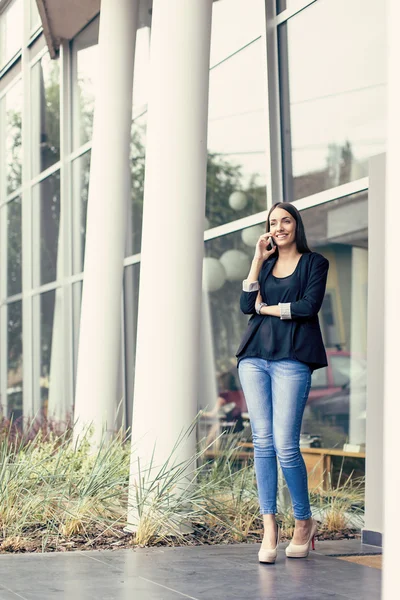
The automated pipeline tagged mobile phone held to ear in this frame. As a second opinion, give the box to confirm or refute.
[268,236,275,251]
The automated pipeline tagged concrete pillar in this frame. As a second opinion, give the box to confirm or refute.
[73,0,139,443]
[127,0,213,529]
[349,247,368,446]
[363,154,385,547]
[383,1,400,596]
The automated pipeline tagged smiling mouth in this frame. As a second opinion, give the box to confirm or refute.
[276,234,288,239]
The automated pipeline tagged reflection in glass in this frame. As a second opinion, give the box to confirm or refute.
[126,27,150,256]
[207,0,268,228]
[1,0,23,66]
[31,53,60,174]
[7,197,22,296]
[202,195,368,473]
[280,0,386,200]
[72,151,91,273]
[33,172,61,286]
[210,0,265,66]
[7,300,23,420]
[123,264,140,428]
[277,0,287,12]
[40,290,56,418]
[72,18,99,148]
[200,229,258,443]
[5,81,22,194]
[127,120,146,256]
[301,192,368,457]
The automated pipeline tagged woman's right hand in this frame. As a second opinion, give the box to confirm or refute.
[254,233,276,262]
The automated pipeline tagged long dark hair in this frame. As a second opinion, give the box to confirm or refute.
[266,202,311,254]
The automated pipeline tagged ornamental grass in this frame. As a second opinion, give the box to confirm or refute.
[0,417,364,552]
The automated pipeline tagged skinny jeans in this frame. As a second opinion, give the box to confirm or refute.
[238,357,312,520]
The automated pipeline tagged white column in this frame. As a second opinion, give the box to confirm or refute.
[127,0,212,528]
[349,247,368,446]
[384,0,400,596]
[73,0,139,443]
[363,154,385,545]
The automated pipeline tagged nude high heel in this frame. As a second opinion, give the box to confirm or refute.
[285,518,317,559]
[258,526,280,564]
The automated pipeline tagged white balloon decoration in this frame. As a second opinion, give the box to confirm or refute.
[220,249,251,281]
[202,257,227,292]
[229,191,247,211]
[241,224,265,247]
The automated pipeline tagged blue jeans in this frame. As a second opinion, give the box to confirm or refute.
[238,357,312,520]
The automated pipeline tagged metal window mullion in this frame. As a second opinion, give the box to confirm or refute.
[31,291,41,416]
[0,97,5,204]
[0,205,7,303]
[3,186,23,205]
[28,43,48,68]
[69,140,92,163]
[0,71,22,100]
[30,159,61,186]
[265,0,284,203]
[277,20,294,202]
[0,304,7,416]
[21,0,34,419]
[0,91,6,411]
[60,40,74,413]
[201,176,369,240]
[275,0,317,24]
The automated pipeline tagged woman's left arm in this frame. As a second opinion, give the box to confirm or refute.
[260,255,329,320]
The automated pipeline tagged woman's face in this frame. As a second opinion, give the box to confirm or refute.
[268,207,297,248]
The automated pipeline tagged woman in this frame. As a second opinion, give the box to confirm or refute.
[236,202,329,564]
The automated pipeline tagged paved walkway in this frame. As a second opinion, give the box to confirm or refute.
[0,540,382,600]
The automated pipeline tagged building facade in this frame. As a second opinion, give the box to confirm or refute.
[0,0,391,553]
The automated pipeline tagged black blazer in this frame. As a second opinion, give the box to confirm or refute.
[236,252,329,371]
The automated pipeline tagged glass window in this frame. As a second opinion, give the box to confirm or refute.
[279,0,386,201]
[127,118,146,256]
[126,27,150,257]
[7,300,23,420]
[210,0,265,66]
[123,264,140,427]
[300,191,368,454]
[30,0,41,31]
[33,172,61,286]
[200,227,259,443]
[31,53,60,175]
[6,197,22,296]
[72,22,149,257]
[207,0,268,229]
[72,17,99,148]
[277,0,302,13]
[40,290,55,417]
[310,367,327,389]
[0,0,23,67]
[72,151,91,274]
[5,80,22,195]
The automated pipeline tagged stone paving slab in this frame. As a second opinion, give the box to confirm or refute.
[0,540,382,600]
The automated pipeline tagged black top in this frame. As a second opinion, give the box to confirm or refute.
[236,252,329,371]
[238,259,302,363]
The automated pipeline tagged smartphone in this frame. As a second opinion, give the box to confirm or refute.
[268,236,276,251]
